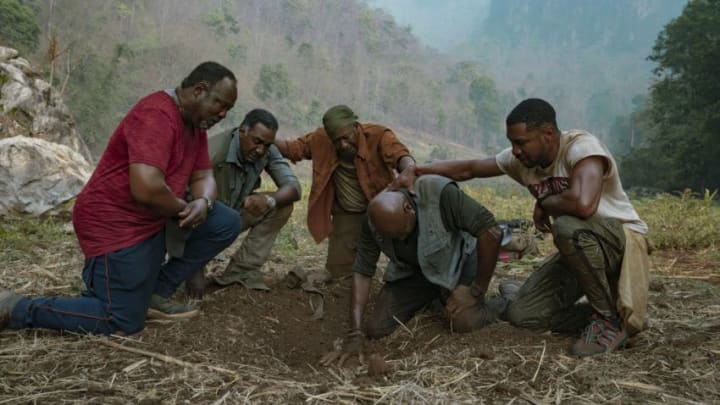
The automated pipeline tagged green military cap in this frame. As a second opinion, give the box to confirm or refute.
[322,105,358,134]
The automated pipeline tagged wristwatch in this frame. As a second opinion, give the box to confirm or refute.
[469,283,485,298]
[264,194,277,210]
[196,195,214,211]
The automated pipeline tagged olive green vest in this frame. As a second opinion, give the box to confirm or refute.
[372,175,476,289]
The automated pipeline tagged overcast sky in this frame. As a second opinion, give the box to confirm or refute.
[364,0,491,50]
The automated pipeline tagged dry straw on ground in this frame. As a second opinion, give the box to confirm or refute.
[1,192,719,404]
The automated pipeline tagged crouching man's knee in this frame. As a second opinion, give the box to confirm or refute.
[505,302,527,327]
[110,310,147,336]
[112,323,145,336]
[211,201,243,242]
[551,215,585,252]
[505,300,551,330]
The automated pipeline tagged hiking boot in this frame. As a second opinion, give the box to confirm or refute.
[0,289,23,331]
[504,232,540,257]
[147,294,199,320]
[485,295,511,318]
[497,281,522,321]
[550,303,594,333]
[572,313,627,357]
[499,281,522,301]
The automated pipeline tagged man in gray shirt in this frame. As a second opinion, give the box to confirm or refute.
[187,109,301,295]
[321,175,505,366]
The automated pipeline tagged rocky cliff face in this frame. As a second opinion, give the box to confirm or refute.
[0,45,92,216]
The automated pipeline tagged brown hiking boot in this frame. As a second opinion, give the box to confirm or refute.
[0,289,23,331]
[572,314,627,357]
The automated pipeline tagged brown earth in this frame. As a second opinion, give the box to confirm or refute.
[1,234,719,404]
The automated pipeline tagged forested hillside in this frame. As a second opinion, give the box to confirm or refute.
[2,0,714,193]
[5,0,505,155]
[458,0,685,144]
[616,0,720,191]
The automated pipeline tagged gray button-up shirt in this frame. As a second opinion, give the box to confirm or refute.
[210,128,300,211]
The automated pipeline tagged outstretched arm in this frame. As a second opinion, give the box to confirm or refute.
[417,157,505,181]
[393,155,418,192]
[320,220,380,367]
[274,131,316,163]
[350,273,372,332]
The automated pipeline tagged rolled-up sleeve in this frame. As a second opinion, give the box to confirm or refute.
[265,145,301,197]
[378,129,411,168]
[352,218,381,277]
[275,130,317,163]
[440,184,497,237]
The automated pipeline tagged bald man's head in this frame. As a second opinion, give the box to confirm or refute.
[368,191,416,240]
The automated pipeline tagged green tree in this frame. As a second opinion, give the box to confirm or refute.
[469,76,502,146]
[203,0,239,38]
[0,0,40,52]
[254,64,292,101]
[621,0,720,191]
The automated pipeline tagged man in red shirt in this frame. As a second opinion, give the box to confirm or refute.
[0,62,241,335]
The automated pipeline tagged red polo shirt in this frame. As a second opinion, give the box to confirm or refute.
[72,91,211,258]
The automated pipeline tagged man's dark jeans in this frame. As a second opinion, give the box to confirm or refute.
[10,202,241,335]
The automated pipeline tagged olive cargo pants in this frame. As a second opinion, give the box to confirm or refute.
[506,215,626,332]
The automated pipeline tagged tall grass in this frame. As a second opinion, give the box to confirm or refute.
[634,189,720,249]
[0,216,71,261]
[2,184,717,268]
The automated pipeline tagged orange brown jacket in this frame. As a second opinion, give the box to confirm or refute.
[275,123,411,243]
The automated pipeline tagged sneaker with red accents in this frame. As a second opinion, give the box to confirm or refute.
[572,313,627,357]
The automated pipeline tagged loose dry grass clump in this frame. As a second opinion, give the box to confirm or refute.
[635,189,720,250]
[1,187,719,404]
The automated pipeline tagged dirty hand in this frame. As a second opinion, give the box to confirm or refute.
[446,285,479,317]
[319,329,365,367]
[243,194,271,217]
[533,201,551,233]
[389,165,418,195]
[185,268,207,299]
[178,198,208,229]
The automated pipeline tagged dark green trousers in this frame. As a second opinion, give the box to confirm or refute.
[506,215,625,332]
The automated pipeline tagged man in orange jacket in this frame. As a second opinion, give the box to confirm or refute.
[275,105,416,280]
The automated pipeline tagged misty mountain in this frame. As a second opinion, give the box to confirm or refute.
[364,0,490,50]
[459,0,686,140]
[481,0,684,52]
[365,0,686,148]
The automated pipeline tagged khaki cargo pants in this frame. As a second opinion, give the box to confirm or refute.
[325,205,366,279]
[221,205,294,275]
[506,215,626,332]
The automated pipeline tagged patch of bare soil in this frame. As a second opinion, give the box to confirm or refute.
[1,241,719,404]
